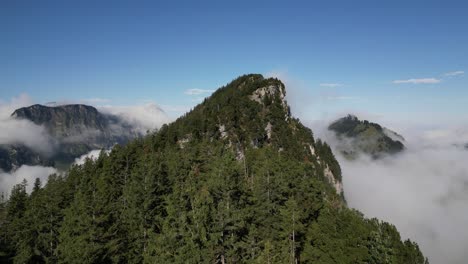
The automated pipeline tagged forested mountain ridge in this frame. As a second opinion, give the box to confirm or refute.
[168,74,343,195]
[328,115,405,159]
[0,74,427,263]
[1,104,141,171]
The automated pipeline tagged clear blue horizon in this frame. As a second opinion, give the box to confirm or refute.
[2,0,467,122]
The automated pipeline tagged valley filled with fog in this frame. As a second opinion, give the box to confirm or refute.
[311,119,468,264]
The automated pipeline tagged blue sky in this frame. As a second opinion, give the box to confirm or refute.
[1,0,467,121]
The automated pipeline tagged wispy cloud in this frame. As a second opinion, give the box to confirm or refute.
[0,94,54,154]
[0,165,57,196]
[74,149,111,165]
[320,83,343,88]
[393,78,441,84]
[98,103,169,134]
[311,117,468,264]
[184,89,214,95]
[444,71,464,77]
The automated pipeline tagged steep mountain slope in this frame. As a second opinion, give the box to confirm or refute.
[0,144,54,172]
[0,75,426,263]
[0,104,142,171]
[329,115,405,159]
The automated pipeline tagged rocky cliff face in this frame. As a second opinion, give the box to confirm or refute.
[12,104,138,145]
[0,104,141,171]
[12,104,107,134]
[328,114,405,159]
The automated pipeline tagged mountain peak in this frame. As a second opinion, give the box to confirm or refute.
[248,79,287,110]
[345,114,358,121]
[213,74,287,107]
[328,115,404,159]
[171,74,295,151]
[159,74,343,195]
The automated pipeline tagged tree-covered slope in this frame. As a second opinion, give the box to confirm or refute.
[328,115,405,159]
[0,74,427,263]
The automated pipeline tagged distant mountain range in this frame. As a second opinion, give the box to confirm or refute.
[328,114,405,159]
[0,104,146,171]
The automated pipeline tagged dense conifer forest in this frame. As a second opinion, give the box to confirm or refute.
[0,74,427,263]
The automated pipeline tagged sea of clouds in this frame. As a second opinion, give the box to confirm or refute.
[268,71,468,264]
[310,117,468,264]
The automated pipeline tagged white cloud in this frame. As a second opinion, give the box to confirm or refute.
[444,71,464,77]
[40,97,169,134]
[265,70,365,121]
[1,93,172,158]
[319,83,343,88]
[0,165,57,196]
[98,103,170,134]
[0,94,170,197]
[310,117,468,264]
[74,149,110,165]
[0,119,55,154]
[393,78,441,84]
[265,73,468,264]
[0,93,34,119]
[340,147,468,264]
[265,70,314,118]
[184,89,214,95]
[0,94,55,154]
[392,71,463,85]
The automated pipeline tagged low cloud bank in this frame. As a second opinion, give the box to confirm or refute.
[311,118,468,264]
[0,165,57,196]
[98,103,170,134]
[0,118,55,154]
[74,149,111,165]
[266,71,468,263]
[0,94,54,154]
[340,147,468,264]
